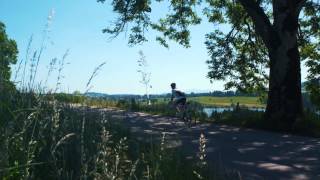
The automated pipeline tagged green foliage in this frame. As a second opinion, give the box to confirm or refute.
[0,23,19,170]
[1,93,129,179]
[305,79,320,110]
[300,1,320,110]
[211,109,266,128]
[0,21,19,123]
[100,0,320,106]
[115,99,208,123]
[98,0,152,45]
[85,97,118,108]
[117,98,176,115]
[204,0,269,94]
[99,0,201,47]
[210,108,320,137]
[292,110,320,137]
[0,21,18,85]
[51,93,86,104]
[151,0,202,48]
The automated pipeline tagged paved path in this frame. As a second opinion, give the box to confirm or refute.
[100,108,320,180]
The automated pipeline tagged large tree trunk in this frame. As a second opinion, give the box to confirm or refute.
[266,45,303,129]
[265,2,303,129]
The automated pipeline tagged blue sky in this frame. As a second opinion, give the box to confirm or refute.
[0,0,308,94]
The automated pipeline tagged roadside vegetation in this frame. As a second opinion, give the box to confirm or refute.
[2,93,239,179]
[51,91,320,138]
[2,0,320,177]
[1,20,241,179]
[210,109,320,137]
[63,95,319,138]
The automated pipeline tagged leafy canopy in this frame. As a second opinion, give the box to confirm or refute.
[0,21,18,89]
[0,21,18,121]
[98,0,320,100]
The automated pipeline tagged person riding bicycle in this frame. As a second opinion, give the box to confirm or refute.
[170,83,193,126]
[170,83,186,110]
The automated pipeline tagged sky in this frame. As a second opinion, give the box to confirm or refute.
[0,0,308,95]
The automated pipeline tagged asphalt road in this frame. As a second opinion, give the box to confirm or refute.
[101,108,320,180]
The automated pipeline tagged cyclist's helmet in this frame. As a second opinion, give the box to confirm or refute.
[170,83,176,89]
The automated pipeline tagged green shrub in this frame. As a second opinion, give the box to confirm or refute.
[293,111,320,137]
[211,108,320,137]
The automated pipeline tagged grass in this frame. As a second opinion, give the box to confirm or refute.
[156,96,265,108]
[1,91,240,179]
[189,96,265,108]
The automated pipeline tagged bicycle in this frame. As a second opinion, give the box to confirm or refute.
[170,101,194,127]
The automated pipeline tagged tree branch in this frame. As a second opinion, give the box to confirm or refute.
[296,0,308,12]
[237,0,274,49]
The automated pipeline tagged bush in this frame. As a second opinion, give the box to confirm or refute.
[293,111,320,137]
[210,109,265,128]
[211,108,320,137]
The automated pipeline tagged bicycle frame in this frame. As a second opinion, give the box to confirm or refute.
[173,102,193,127]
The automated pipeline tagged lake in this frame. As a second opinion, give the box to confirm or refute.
[203,107,320,117]
[203,107,265,117]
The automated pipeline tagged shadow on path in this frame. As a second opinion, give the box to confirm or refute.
[99,108,320,180]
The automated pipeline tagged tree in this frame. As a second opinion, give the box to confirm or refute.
[0,21,18,169]
[0,21,18,93]
[98,0,320,129]
[306,78,320,110]
[137,50,152,105]
[73,90,82,95]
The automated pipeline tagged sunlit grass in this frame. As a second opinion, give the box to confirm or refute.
[156,96,265,108]
[189,96,265,108]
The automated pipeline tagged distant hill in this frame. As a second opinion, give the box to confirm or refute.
[85,92,142,99]
[85,92,109,98]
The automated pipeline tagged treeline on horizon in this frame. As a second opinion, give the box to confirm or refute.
[47,90,261,107]
[84,90,261,99]
[80,81,315,99]
[49,90,317,111]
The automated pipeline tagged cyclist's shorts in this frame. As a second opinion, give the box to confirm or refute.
[174,97,186,106]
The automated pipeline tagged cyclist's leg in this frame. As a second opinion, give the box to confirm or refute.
[172,100,183,124]
[181,98,193,126]
[181,98,186,109]
[176,98,187,120]
[172,99,179,112]
[173,99,184,112]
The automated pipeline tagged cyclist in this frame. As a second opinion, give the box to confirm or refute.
[170,83,186,110]
[170,83,194,126]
